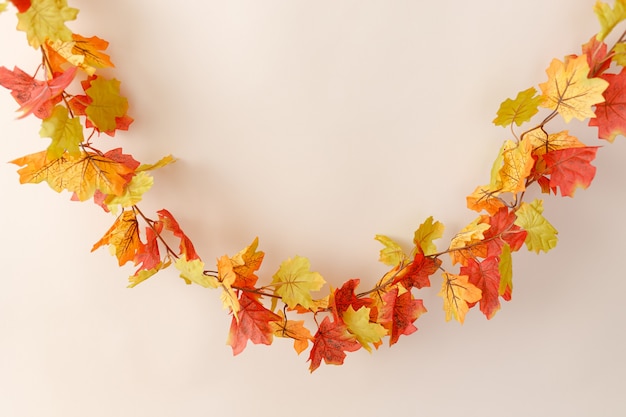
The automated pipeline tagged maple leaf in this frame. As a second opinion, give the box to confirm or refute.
[589,68,626,142]
[91,210,142,266]
[380,286,427,346]
[439,272,482,324]
[230,237,264,289]
[104,171,154,213]
[44,33,113,76]
[16,0,78,48]
[136,155,176,172]
[0,65,76,119]
[271,256,326,310]
[174,256,218,288]
[308,316,361,372]
[393,252,440,290]
[448,217,490,265]
[269,311,313,355]
[514,199,558,253]
[498,138,534,194]
[413,216,444,256]
[216,255,241,318]
[539,55,608,122]
[493,87,543,127]
[331,278,372,317]
[72,34,114,69]
[526,129,586,156]
[594,0,626,41]
[85,77,130,132]
[582,36,611,77]
[11,150,135,201]
[460,257,502,319]
[466,184,506,215]
[156,209,199,260]
[477,206,527,258]
[39,105,83,159]
[342,305,387,353]
[134,224,162,272]
[127,261,170,289]
[498,244,513,301]
[374,234,407,267]
[226,293,281,356]
[543,146,598,197]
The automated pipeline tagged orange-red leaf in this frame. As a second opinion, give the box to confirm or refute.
[308,316,361,372]
[589,68,626,142]
[91,210,142,266]
[380,286,427,346]
[460,257,502,319]
[542,147,598,197]
[226,293,281,356]
[155,209,199,260]
[332,278,372,317]
[393,252,440,290]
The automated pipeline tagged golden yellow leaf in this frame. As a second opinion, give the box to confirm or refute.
[594,0,626,41]
[374,234,407,267]
[448,217,490,265]
[439,272,482,324]
[342,305,387,352]
[91,210,141,266]
[271,256,326,310]
[217,255,241,319]
[174,256,218,288]
[514,199,558,253]
[39,105,83,159]
[539,55,608,122]
[413,216,444,256]
[85,77,129,132]
[269,311,313,355]
[16,0,78,49]
[497,138,534,194]
[105,171,154,213]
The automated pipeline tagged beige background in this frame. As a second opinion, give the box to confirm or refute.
[1,1,625,416]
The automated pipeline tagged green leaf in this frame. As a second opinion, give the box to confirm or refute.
[493,87,543,127]
[514,199,558,253]
[39,105,83,159]
[595,0,626,41]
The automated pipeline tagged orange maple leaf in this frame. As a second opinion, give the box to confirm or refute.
[91,210,142,266]
[226,293,281,355]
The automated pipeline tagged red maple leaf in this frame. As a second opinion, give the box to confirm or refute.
[308,316,361,372]
[0,66,76,119]
[227,293,281,355]
[589,68,626,142]
[581,36,611,78]
[479,207,527,258]
[380,286,427,346]
[543,147,598,197]
[134,225,162,271]
[10,0,31,12]
[460,257,502,319]
[156,209,200,260]
[332,279,372,317]
[393,253,440,290]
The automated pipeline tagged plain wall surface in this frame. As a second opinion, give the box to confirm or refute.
[1,1,625,416]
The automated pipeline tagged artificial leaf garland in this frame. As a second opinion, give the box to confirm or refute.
[1,1,625,372]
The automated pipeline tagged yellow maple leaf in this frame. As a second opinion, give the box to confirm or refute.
[493,87,543,127]
[174,256,218,288]
[525,129,585,156]
[11,150,135,201]
[39,105,83,159]
[539,55,608,122]
[342,305,387,352]
[216,255,241,319]
[128,261,171,288]
[497,138,534,194]
[595,0,626,41]
[136,155,176,172]
[85,77,129,132]
[16,0,78,49]
[439,272,482,324]
[91,210,141,266]
[271,256,326,310]
[105,171,154,213]
[514,199,558,253]
[374,234,407,267]
[448,217,490,265]
[413,216,445,256]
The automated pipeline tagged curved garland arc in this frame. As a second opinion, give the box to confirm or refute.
[1,0,625,372]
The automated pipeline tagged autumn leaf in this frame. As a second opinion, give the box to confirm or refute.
[11,150,135,201]
[460,257,502,319]
[156,209,199,260]
[514,199,558,253]
[91,210,142,266]
[413,216,444,256]
[104,171,154,212]
[466,184,506,215]
[594,0,626,41]
[127,261,170,288]
[44,33,113,76]
[393,252,440,290]
[526,129,586,156]
[374,234,407,267]
[498,138,534,194]
[477,206,527,258]
[269,311,313,355]
[380,286,427,346]
[16,0,78,48]
[85,76,130,132]
[493,87,543,127]
[174,256,217,288]
[39,105,83,159]
[134,224,162,272]
[308,316,361,372]
[226,293,281,356]
[230,237,264,289]
[331,278,372,317]
[342,305,387,353]
[498,244,513,301]
[0,65,76,119]
[439,272,482,324]
[271,256,326,310]
[543,146,598,197]
[589,68,626,142]
[216,255,241,318]
[136,155,176,172]
[72,34,114,69]
[582,36,611,77]
[539,55,608,122]
[448,217,490,265]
